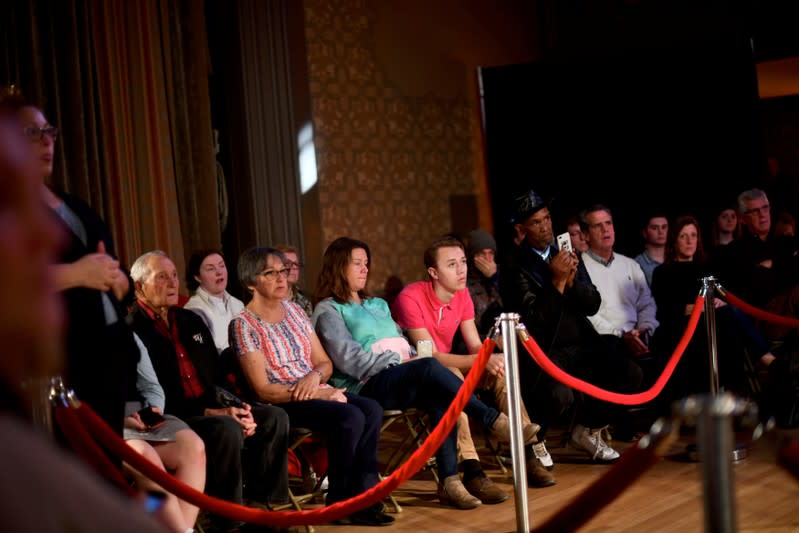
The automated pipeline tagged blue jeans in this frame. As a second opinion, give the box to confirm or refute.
[359,357,500,478]
[279,393,382,504]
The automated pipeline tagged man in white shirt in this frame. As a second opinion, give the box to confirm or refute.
[580,205,658,358]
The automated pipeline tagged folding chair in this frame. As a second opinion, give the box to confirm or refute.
[377,408,438,512]
[262,426,326,533]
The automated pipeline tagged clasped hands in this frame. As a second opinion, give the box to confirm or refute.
[76,241,129,300]
[550,250,579,287]
[289,371,347,403]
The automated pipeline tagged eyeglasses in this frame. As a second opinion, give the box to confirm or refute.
[285,261,304,269]
[23,125,58,142]
[743,204,770,216]
[259,268,290,280]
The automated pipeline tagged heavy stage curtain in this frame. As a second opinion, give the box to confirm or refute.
[0,0,219,275]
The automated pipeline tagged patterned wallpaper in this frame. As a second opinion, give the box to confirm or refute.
[303,0,479,293]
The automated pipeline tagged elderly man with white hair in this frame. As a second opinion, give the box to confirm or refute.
[128,250,291,532]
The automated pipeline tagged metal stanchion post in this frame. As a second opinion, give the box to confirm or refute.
[700,276,748,462]
[677,394,747,533]
[702,277,720,394]
[497,313,530,533]
[697,395,737,533]
[22,376,54,434]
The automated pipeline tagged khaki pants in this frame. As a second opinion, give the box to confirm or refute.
[447,366,534,463]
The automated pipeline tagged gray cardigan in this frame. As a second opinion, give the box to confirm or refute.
[311,298,402,392]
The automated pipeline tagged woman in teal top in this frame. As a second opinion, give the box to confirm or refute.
[311,237,537,510]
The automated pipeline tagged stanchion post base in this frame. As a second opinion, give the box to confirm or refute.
[685,443,749,463]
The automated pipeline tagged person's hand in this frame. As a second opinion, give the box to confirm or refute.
[622,329,650,356]
[550,250,578,287]
[227,404,257,437]
[485,353,505,378]
[75,241,123,292]
[474,256,497,278]
[290,371,322,401]
[713,297,726,308]
[124,412,147,431]
[315,387,348,403]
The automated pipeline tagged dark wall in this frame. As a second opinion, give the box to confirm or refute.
[481,36,764,256]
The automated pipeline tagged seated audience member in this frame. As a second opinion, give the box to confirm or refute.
[124,333,205,533]
[464,229,504,338]
[274,244,313,317]
[715,188,799,310]
[774,210,796,238]
[650,216,774,406]
[229,246,393,526]
[313,238,534,509]
[129,250,290,532]
[0,97,169,532]
[759,283,799,428]
[184,249,244,353]
[566,215,589,253]
[499,190,643,464]
[633,210,669,287]
[580,204,658,358]
[710,204,740,249]
[3,89,138,435]
[392,235,549,488]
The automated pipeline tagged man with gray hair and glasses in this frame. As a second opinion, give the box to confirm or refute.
[717,188,799,310]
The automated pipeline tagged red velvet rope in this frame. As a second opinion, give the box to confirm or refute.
[531,441,662,533]
[63,339,496,528]
[521,295,705,405]
[55,407,137,497]
[722,290,799,329]
[777,439,799,482]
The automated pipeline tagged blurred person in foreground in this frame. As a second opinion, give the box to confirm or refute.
[0,94,169,531]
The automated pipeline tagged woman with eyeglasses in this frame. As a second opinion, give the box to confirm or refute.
[274,243,313,317]
[229,246,394,527]
[184,248,244,353]
[0,89,140,438]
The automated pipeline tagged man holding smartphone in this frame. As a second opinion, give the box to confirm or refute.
[499,190,643,471]
[129,250,291,532]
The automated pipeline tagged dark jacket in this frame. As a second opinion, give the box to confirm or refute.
[54,191,138,433]
[499,243,602,355]
[128,305,223,420]
[715,230,799,308]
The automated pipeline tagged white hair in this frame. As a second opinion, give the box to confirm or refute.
[130,250,169,283]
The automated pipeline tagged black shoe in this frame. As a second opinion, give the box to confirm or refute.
[334,504,395,527]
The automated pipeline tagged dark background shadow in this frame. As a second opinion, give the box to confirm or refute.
[481,36,764,257]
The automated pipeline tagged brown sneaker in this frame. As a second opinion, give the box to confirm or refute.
[526,457,556,488]
[438,474,482,509]
[490,413,540,445]
[463,475,509,504]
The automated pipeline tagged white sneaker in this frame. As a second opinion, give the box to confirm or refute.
[532,440,554,470]
[570,424,620,462]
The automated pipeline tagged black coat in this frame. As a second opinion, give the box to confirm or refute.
[128,304,224,420]
[54,191,138,434]
[499,244,602,356]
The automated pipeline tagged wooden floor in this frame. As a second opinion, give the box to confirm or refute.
[310,426,799,533]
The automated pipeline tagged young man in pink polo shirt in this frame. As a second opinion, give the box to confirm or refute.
[393,236,554,494]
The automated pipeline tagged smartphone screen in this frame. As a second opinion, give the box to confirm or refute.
[143,490,166,514]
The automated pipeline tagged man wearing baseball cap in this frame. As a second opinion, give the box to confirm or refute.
[499,190,643,473]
